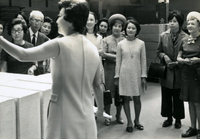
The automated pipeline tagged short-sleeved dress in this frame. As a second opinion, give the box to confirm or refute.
[102,35,124,97]
[179,35,200,103]
[1,41,34,74]
[115,38,147,96]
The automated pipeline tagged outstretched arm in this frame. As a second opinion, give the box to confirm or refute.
[0,36,60,62]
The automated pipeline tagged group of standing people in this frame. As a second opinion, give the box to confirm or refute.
[84,9,147,133]
[0,0,199,139]
[0,10,55,75]
[157,10,200,139]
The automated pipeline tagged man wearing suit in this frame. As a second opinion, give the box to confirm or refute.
[24,10,49,75]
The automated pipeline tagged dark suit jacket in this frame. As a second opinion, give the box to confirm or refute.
[24,30,49,75]
[24,30,49,46]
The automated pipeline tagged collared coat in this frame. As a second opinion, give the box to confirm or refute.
[157,29,188,89]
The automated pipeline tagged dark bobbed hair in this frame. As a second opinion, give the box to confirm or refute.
[96,17,109,32]
[58,0,89,34]
[14,11,29,25]
[44,16,53,25]
[7,18,28,36]
[124,19,141,36]
[126,16,136,22]
[168,10,184,27]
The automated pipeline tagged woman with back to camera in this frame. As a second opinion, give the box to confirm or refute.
[0,0,104,139]
[157,10,187,129]
[101,13,126,126]
[115,19,147,132]
[177,11,200,139]
[0,18,36,74]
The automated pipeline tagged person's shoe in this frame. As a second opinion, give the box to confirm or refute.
[174,120,181,129]
[104,118,111,126]
[134,120,144,130]
[126,126,133,132]
[182,127,197,138]
[197,129,200,139]
[115,116,124,124]
[162,119,172,127]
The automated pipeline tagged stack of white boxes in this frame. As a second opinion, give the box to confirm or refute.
[0,73,52,139]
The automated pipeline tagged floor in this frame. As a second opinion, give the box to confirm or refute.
[96,82,196,139]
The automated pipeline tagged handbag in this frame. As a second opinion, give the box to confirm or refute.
[148,56,166,78]
[102,83,112,105]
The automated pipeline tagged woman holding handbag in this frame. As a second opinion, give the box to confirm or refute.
[157,10,188,129]
[101,14,126,126]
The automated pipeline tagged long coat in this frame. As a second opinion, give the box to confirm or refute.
[157,29,188,89]
[44,35,101,139]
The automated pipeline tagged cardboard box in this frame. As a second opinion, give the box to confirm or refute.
[0,96,16,139]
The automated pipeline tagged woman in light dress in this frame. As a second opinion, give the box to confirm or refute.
[115,19,147,132]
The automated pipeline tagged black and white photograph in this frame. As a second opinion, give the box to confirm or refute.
[0,0,200,139]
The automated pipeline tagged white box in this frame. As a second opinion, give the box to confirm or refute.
[0,86,41,139]
[0,96,16,139]
[0,79,52,138]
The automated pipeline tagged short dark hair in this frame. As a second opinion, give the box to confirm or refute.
[7,18,28,36]
[58,0,89,33]
[168,10,184,27]
[14,11,29,25]
[97,17,109,32]
[124,19,141,36]
[44,16,53,25]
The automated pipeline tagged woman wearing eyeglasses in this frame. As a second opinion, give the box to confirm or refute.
[0,18,36,74]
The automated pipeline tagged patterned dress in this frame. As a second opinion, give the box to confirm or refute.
[115,38,147,96]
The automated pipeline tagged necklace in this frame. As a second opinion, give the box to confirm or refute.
[127,38,135,58]
[128,44,134,58]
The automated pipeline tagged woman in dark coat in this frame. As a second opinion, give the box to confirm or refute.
[157,10,187,129]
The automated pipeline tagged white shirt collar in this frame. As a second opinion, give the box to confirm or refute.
[29,28,38,38]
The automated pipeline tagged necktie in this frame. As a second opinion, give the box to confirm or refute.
[32,34,36,46]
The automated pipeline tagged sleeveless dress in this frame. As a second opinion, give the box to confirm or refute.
[44,34,100,139]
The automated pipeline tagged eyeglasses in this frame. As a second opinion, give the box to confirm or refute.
[11,28,23,34]
[31,18,42,23]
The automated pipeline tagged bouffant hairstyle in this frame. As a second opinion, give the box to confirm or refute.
[58,0,89,33]
[168,10,184,27]
[7,18,28,36]
[124,19,141,36]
